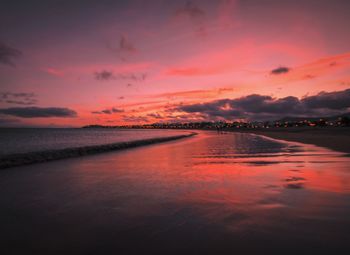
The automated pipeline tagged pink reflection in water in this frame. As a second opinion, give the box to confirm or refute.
[74,131,350,231]
[2,131,350,253]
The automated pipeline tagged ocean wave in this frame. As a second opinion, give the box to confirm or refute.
[0,132,196,169]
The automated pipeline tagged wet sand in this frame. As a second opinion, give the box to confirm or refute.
[234,127,350,154]
[0,131,350,254]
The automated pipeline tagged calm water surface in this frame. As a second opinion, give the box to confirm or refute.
[0,128,189,156]
[0,131,349,254]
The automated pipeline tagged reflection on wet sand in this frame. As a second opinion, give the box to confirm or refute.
[0,131,349,254]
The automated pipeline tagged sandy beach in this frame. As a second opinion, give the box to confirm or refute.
[1,131,350,255]
[233,127,350,154]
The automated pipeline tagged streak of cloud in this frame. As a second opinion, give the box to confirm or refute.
[91,107,124,114]
[0,92,38,105]
[0,42,22,66]
[0,107,77,118]
[94,70,147,82]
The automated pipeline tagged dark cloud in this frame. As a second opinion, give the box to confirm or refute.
[94,70,114,81]
[107,35,137,61]
[101,109,113,114]
[94,70,147,82]
[176,1,206,19]
[104,107,124,114]
[175,88,350,121]
[116,73,147,81]
[301,89,350,110]
[270,66,290,75]
[147,113,163,119]
[178,99,244,120]
[92,107,124,115]
[0,92,37,105]
[175,1,207,36]
[0,42,22,66]
[0,107,77,118]
[232,94,302,114]
[119,35,137,53]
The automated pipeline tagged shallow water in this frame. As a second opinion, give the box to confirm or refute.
[0,128,189,156]
[0,131,349,254]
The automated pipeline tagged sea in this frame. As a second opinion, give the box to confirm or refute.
[0,128,190,156]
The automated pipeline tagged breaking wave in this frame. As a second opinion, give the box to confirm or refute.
[0,133,196,169]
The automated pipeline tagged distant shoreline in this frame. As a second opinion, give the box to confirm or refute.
[231,127,350,154]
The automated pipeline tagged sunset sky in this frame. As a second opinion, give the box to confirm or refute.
[1,0,350,127]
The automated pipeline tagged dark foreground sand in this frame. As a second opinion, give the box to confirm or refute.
[234,127,350,154]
